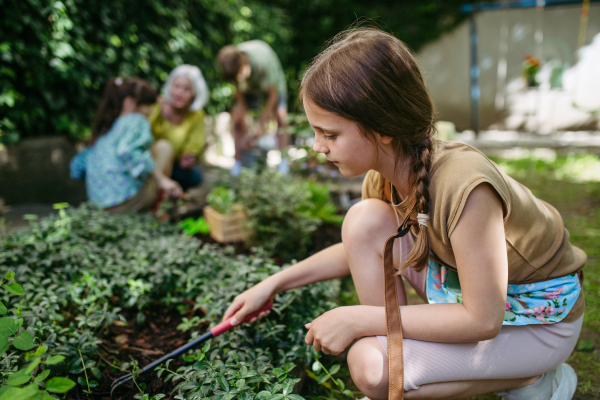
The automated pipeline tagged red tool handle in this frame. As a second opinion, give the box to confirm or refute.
[210,300,274,337]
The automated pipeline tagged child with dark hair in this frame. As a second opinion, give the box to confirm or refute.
[222,29,585,400]
[71,77,182,212]
[217,41,289,175]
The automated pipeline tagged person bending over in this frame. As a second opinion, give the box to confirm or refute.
[217,40,289,175]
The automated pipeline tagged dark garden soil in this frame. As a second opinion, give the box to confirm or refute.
[80,303,207,400]
[307,222,343,256]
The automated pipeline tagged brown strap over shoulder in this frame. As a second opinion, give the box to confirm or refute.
[382,203,418,400]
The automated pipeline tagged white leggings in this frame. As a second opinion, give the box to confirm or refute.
[379,252,583,392]
[377,314,583,391]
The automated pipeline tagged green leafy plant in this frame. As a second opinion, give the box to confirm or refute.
[307,350,355,400]
[302,181,344,227]
[207,187,238,215]
[156,343,304,400]
[180,216,211,236]
[235,169,321,261]
[0,272,77,399]
[0,204,342,398]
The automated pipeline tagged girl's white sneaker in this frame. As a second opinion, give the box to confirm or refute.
[496,363,577,400]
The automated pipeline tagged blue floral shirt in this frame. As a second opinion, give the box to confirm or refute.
[70,113,155,208]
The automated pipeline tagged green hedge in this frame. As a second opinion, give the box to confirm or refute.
[0,0,290,143]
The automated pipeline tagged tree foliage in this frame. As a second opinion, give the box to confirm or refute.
[0,0,290,143]
[0,0,474,143]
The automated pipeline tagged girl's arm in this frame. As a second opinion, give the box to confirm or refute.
[70,150,88,180]
[306,183,508,354]
[222,242,350,323]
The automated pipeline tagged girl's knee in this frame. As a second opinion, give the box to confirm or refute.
[348,338,388,400]
[152,139,174,156]
[342,198,396,247]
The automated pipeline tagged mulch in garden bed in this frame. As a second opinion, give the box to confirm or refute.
[78,303,207,400]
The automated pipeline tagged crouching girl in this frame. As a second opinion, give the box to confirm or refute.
[71,77,182,212]
[223,28,585,400]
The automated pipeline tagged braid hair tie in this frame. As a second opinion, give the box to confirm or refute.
[417,213,429,228]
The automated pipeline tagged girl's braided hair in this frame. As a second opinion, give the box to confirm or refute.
[91,77,157,143]
[300,27,436,272]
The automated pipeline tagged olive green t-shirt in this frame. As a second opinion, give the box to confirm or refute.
[237,40,287,96]
[149,103,205,159]
[362,139,585,323]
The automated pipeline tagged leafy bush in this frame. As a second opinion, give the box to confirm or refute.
[180,216,211,236]
[154,343,304,400]
[207,187,238,215]
[234,170,321,261]
[303,181,344,227]
[0,204,340,398]
[0,272,77,399]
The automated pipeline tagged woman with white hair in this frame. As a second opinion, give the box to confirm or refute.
[150,64,209,190]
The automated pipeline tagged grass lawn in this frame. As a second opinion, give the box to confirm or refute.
[334,155,600,400]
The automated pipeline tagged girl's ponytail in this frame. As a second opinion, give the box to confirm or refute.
[91,77,157,143]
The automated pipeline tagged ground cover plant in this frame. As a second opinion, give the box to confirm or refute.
[0,204,343,399]
[211,170,343,262]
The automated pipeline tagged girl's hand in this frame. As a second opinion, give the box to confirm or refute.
[179,153,197,169]
[223,280,276,325]
[157,176,183,198]
[305,306,363,355]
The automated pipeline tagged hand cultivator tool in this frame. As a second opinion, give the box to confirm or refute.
[110,300,273,398]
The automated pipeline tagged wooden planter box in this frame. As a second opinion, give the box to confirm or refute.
[203,205,247,243]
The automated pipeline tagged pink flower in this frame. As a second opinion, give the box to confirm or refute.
[505,301,512,311]
[543,287,563,300]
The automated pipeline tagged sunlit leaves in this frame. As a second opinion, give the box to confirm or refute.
[13,331,35,350]
[44,355,66,365]
[4,282,24,295]
[45,377,77,393]
[0,318,18,336]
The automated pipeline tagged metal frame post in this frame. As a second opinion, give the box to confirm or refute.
[469,12,480,136]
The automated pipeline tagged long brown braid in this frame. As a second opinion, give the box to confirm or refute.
[405,132,433,271]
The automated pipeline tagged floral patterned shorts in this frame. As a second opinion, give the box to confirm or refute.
[426,260,581,325]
